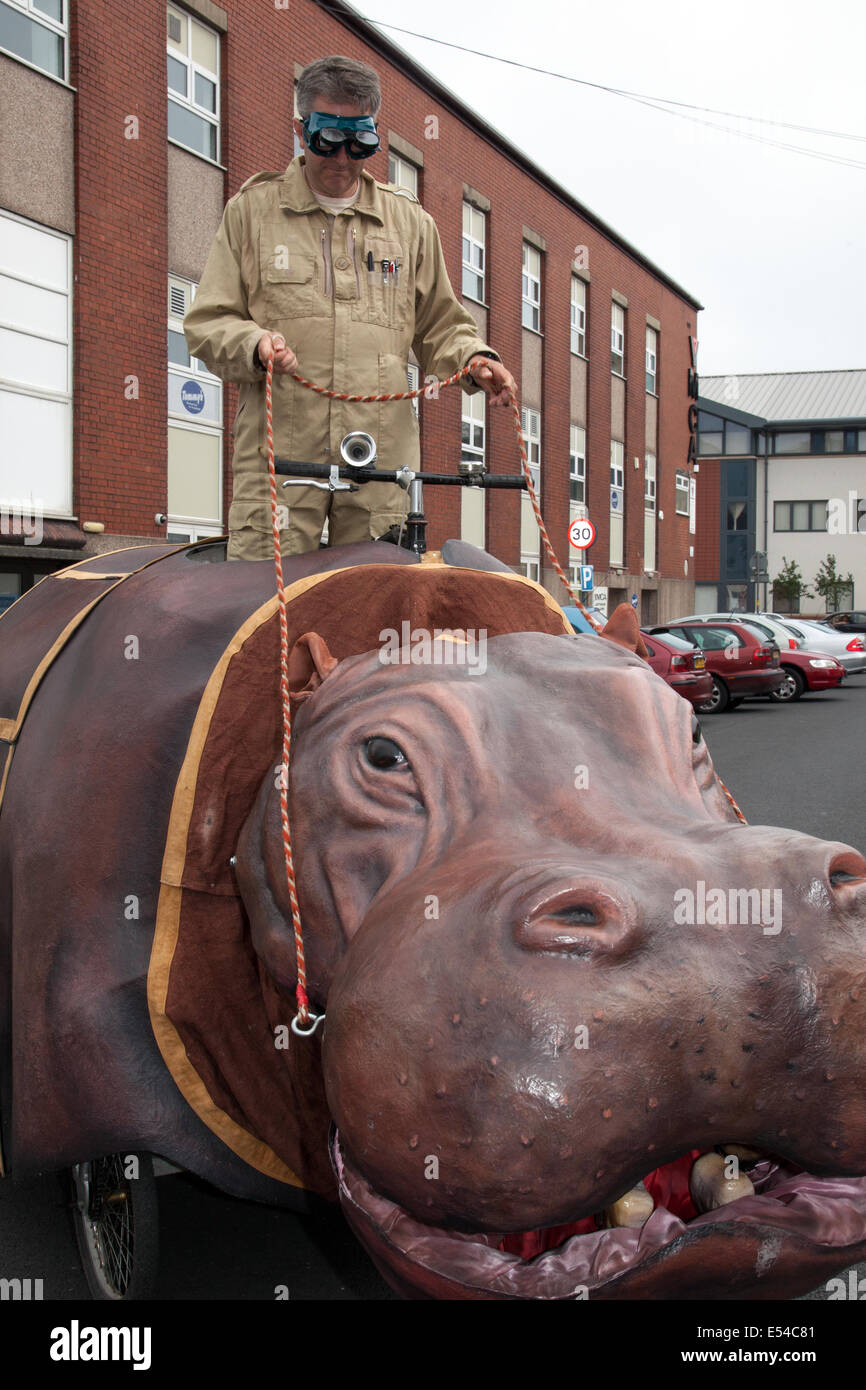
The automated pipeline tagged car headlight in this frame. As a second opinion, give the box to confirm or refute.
[808,658,837,668]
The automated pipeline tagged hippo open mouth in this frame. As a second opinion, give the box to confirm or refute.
[332,1133,866,1299]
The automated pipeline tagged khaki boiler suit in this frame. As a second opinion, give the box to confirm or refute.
[184,156,500,560]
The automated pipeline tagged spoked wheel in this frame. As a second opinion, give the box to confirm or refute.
[769,667,806,702]
[70,1152,159,1299]
[697,674,729,714]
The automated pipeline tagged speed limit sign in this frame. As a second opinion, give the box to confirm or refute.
[568,518,596,549]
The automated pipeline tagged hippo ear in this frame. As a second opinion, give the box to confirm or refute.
[600,604,649,660]
[288,632,340,702]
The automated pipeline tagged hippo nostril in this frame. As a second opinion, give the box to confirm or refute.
[515,885,639,957]
[549,905,600,927]
[828,852,866,892]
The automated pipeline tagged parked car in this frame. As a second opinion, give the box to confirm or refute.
[824,611,866,634]
[649,621,784,713]
[771,618,866,675]
[763,644,845,702]
[671,611,803,652]
[640,630,713,707]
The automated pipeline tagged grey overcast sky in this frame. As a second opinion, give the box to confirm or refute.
[351,0,866,378]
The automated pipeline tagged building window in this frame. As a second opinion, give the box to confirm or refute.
[522,559,540,583]
[610,440,624,491]
[461,389,485,464]
[645,326,658,393]
[520,406,541,494]
[859,431,866,452]
[824,430,845,452]
[569,425,586,504]
[675,471,690,515]
[611,303,625,376]
[774,500,828,532]
[773,431,811,455]
[645,452,656,508]
[522,244,541,332]
[462,203,485,302]
[0,210,72,516]
[169,275,223,529]
[167,4,220,162]
[570,277,586,356]
[388,152,418,197]
[0,0,66,80]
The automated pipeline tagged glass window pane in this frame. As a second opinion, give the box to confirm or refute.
[824,431,844,452]
[859,431,866,451]
[167,52,186,95]
[168,100,217,159]
[0,3,63,76]
[194,71,216,112]
[698,430,723,456]
[810,501,828,530]
[190,20,218,73]
[33,0,63,21]
[166,6,187,52]
[791,501,810,530]
[725,424,752,455]
[774,503,790,530]
[168,330,190,367]
[775,432,811,454]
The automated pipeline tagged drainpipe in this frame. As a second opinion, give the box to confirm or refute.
[762,428,769,611]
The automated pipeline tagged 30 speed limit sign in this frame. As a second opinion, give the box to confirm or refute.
[568,518,596,549]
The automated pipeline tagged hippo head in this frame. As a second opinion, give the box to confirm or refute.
[236,613,866,1300]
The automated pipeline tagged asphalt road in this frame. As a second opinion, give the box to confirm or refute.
[1,674,864,1307]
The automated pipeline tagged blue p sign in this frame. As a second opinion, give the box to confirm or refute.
[580,564,593,590]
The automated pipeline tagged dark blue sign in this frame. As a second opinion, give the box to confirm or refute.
[180,380,205,415]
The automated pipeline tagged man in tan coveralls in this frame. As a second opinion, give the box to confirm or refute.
[184,55,517,560]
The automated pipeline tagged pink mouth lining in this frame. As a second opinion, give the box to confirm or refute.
[333,1134,866,1299]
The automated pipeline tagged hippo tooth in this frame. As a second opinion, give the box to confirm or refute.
[690,1152,755,1213]
[718,1142,763,1164]
[604,1181,654,1229]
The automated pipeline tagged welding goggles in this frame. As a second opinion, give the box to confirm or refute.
[302,112,380,159]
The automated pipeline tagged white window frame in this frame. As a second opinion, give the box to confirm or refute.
[569,424,586,505]
[166,522,223,543]
[521,559,540,584]
[644,451,656,508]
[611,303,625,377]
[167,4,220,163]
[388,152,418,197]
[520,406,541,496]
[570,277,586,356]
[462,202,485,303]
[610,440,624,491]
[645,326,658,394]
[675,471,690,515]
[0,208,73,517]
[461,389,485,464]
[0,0,67,82]
[167,274,223,529]
[522,244,541,333]
[168,276,214,378]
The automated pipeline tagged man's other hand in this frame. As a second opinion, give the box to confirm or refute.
[469,357,517,406]
[257,332,299,375]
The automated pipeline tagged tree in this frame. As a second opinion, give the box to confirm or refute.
[772,556,811,612]
[813,554,854,612]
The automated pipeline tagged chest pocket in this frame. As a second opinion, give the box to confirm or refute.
[258,236,316,318]
[354,237,408,328]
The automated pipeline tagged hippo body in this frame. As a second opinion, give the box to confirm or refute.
[1,538,866,1300]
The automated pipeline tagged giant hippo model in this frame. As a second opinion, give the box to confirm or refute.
[1,537,866,1301]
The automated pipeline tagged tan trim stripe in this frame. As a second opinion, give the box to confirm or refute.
[55,570,139,580]
[0,721,14,741]
[0,743,14,825]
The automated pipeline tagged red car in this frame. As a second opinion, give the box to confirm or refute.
[649,621,785,713]
[760,642,845,702]
[641,630,713,708]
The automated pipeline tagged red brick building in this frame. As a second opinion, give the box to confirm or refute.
[0,0,701,621]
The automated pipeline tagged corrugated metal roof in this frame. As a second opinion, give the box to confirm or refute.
[700,370,866,423]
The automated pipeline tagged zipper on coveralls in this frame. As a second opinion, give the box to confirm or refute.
[321,225,333,298]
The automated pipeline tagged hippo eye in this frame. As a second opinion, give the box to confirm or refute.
[364,736,409,770]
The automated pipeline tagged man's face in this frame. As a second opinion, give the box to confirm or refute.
[294,98,376,199]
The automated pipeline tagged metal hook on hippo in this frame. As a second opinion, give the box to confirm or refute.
[291,1010,326,1037]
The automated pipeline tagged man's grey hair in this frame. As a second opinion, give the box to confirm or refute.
[297,56,381,119]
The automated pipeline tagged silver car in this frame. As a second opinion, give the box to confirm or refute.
[774,617,866,675]
[670,612,805,655]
